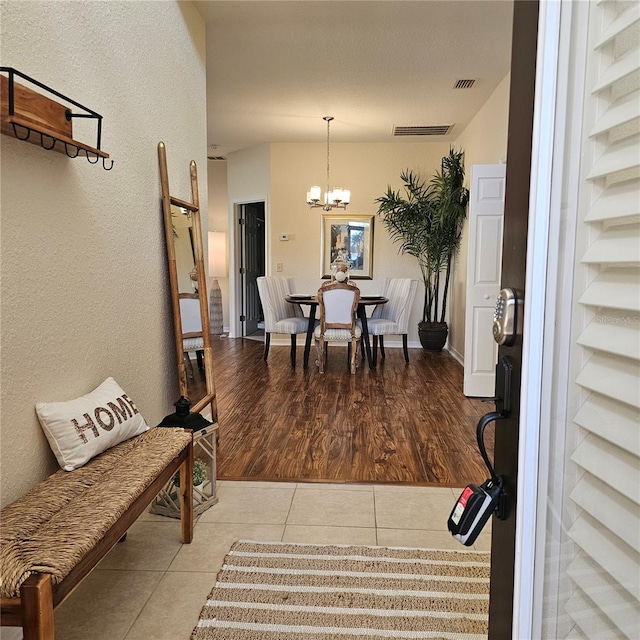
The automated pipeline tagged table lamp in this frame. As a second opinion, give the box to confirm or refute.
[208,231,227,335]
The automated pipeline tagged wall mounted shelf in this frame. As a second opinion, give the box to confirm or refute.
[0,67,113,170]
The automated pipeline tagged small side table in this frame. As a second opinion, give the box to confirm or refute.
[150,398,219,519]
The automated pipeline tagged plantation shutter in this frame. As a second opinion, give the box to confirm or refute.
[564,1,640,637]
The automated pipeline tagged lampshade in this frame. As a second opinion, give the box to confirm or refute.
[208,231,227,277]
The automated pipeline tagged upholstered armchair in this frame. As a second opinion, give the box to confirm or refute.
[367,278,418,364]
[315,281,362,374]
[256,276,309,368]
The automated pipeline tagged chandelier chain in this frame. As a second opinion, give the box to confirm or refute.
[307,115,349,211]
[325,117,331,198]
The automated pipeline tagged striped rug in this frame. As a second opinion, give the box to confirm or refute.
[191,540,490,640]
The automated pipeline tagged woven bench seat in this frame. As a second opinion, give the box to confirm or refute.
[0,427,193,639]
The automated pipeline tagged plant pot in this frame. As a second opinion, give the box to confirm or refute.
[418,322,448,351]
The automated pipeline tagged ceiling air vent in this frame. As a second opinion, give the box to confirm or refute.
[393,125,452,137]
[454,79,477,89]
[207,155,227,161]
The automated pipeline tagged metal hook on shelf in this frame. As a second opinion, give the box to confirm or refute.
[85,149,100,164]
[40,133,57,151]
[64,142,80,158]
[11,122,31,141]
[102,157,114,171]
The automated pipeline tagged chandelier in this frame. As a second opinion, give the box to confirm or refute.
[306,116,350,211]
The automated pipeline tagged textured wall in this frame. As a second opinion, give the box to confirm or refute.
[0,1,207,507]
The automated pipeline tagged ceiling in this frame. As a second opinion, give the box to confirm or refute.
[194,1,514,158]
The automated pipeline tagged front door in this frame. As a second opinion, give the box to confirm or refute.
[488,2,539,638]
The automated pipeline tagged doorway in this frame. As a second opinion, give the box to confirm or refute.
[236,201,266,338]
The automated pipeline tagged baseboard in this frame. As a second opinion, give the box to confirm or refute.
[446,345,465,366]
[237,335,457,355]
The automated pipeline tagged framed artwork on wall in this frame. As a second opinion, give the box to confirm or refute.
[321,213,374,279]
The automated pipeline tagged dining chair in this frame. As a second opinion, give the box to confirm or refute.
[179,293,204,377]
[366,278,418,364]
[315,281,362,374]
[256,276,309,368]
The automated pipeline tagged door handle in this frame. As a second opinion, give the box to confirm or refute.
[477,412,504,482]
[476,411,510,521]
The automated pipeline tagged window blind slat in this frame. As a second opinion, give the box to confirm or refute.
[565,589,631,639]
[571,433,640,504]
[570,473,640,550]
[576,352,640,408]
[568,554,640,639]
[591,51,640,94]
[594,3,640,49]
[577,320,640,360]
[578,268,640,311]
[584,179,640,223]
[568,512,640,600]
[586,135,640,180]
[574,393,640,457]
[581,224,640,264]
[589,92,640,137]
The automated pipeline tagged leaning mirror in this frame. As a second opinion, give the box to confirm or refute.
[157,141,217,420]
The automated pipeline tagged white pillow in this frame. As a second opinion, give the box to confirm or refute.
[35,377,149,471]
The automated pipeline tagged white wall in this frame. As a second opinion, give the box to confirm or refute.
[226,144,271,337]
[268,141,451,346]
[0,1,207,507]
[449,73,511,360]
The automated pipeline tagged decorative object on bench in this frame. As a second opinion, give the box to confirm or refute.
[35,377,149,471]
[0,67,113,170]
[151,396,219,517]
[0,427,193,640]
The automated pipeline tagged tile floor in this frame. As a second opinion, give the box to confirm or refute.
[21,482,490,640]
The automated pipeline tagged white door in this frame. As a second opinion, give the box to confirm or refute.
[463,164,506,397]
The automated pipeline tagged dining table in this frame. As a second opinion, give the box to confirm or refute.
[285,293,388,370]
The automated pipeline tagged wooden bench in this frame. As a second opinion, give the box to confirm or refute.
[0,427,194,640]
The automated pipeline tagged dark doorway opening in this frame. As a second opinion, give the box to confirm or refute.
[238,202,266,337]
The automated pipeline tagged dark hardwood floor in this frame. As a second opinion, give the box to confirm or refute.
[209,337,493,487]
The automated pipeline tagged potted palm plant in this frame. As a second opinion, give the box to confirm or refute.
[375,148,469,351]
